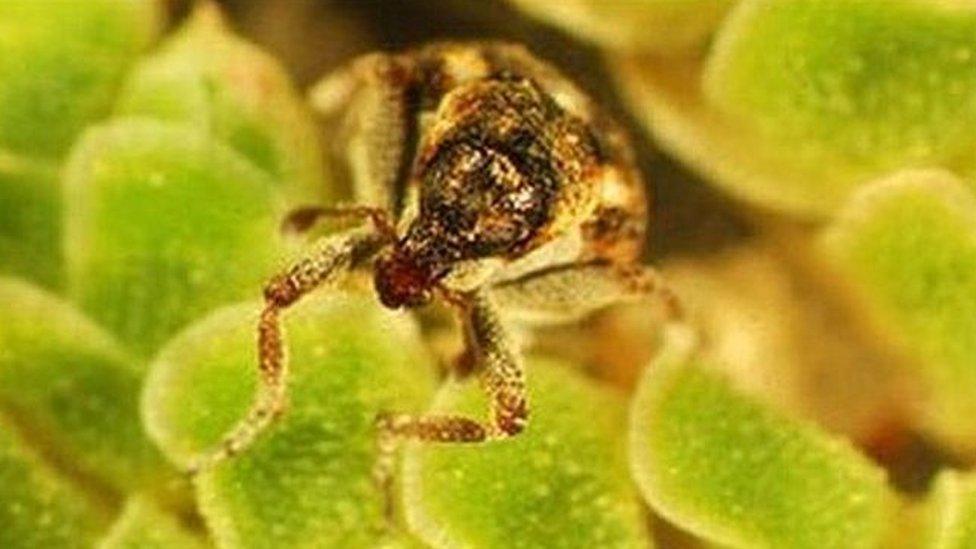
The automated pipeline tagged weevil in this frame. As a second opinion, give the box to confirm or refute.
[188,42,680,486]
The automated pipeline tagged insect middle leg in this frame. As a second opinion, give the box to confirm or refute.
[373,291,527,508]
[186,227,385,474]
[490,261,683,325]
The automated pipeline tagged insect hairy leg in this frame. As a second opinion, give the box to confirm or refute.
[491,261,683,326]
[373,290,527,519]
[185,226,389,475]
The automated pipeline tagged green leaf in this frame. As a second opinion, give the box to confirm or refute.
[97,496,208,549]
[0,417,108,549]
[403,357,651,549]
[0,153,61,287]
[116,4,327,204]
[630,325,896,549]
[920,470,976,549]
[64,119,286,357]
[507,0,735,53]
[703,0,976,213]
[142,292,436,548]
[0,0,161,159]
[614,0,976,217]
[612,53,834,218]
[821,170,976,455]
[0,277,171,496]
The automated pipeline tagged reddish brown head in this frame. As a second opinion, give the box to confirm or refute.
[373,248,442,309]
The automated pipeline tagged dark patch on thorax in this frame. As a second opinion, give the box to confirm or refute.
[402,76,601,267]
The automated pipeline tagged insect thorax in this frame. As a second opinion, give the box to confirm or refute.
[399,76,605,270]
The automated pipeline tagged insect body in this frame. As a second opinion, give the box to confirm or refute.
[190,42,678,479]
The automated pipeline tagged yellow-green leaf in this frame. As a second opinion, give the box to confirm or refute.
[615,0,976,217]
[0,0,161,159]
[116,4,327,204]
[142,292,436,548]
[821,169,976,454]
[97,496,208,549]
[64,119,285,357]
[0,277,170,496]
[0,418,108,549]
[0,153,60,287]
[630,325,895,549]
[403,358,651,549]
[707,0,976,213]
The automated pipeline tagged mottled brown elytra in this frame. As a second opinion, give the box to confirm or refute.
[188,41,680,508]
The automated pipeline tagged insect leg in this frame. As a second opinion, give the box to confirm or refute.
[311,53,417,212]
[373,291,527,512]
[186,227,386,474]
[491,262,683,325]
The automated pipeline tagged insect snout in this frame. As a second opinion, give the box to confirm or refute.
[373,250,438,309]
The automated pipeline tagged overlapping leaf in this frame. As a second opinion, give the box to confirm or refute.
[0,278,170,496]
[0,154,60,286]
[822,170,976,455]
[116,5,326,204]
[64,119,285,357]
[403,358,651,549]
[97,496,208,549]
[0,417,109,549]
[630,326,896,549]
[616,0,976,216]
[0,0,160,159]
[143,293,436,548]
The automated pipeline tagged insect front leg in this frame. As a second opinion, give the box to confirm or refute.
[490,262,683,325]
[373,291,528,513]
[186,227,385,474]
